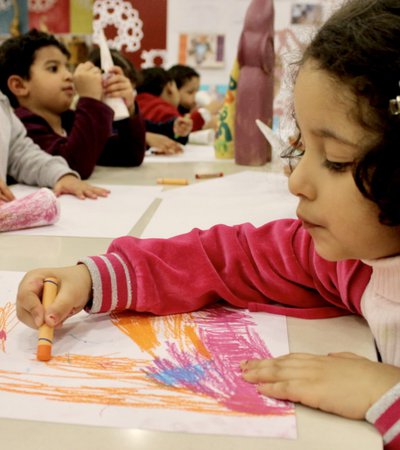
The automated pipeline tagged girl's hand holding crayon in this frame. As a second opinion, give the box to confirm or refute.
[17,264,92,329]
[241,352,400,419]
[53,174,110,199]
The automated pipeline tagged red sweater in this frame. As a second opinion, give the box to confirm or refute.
[137,92,205,131]
[15,97,146,179]
[81,219,371,317]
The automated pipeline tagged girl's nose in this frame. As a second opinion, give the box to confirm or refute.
[288,154,316,200]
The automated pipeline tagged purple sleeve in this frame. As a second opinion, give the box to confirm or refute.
[97,103,146,167]
[80,219,371,318]
[17,98,114,179]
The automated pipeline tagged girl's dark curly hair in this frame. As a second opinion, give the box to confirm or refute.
[285,0,400,225]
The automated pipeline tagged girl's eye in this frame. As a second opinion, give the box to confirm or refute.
[47,65,58,73]
[323,160,353,172]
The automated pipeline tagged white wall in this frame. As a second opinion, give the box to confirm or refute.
[166,0,252,87]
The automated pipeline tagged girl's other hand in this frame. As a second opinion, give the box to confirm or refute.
[241,352,400,419]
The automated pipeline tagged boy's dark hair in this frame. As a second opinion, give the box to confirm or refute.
[168,64,199,89]
[136,67,173,96]
[87,47,140,85]
[284,0,400,226]
[0,29,70,107]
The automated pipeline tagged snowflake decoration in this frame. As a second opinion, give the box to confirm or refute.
[0,0,12,12]
[140,49,167,69]
[93,0,143,53]
[28,0,57,13]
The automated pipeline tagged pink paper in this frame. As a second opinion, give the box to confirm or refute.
[0,188,60,232]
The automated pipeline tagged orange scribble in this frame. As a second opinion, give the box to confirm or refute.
[111,311,210,358]
[0,354,251,416]
[0,302,18,352]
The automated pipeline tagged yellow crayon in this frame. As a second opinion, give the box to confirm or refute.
[195,172,224,179]
[37,277,58,362]
[156,178,189,186]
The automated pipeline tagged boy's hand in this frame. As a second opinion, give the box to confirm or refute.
[0,178,15,202]
[174,115,193,137]
[16,265,93,329]
[146,132,183,155]
[73,62,103,100]
[53,174,110,199]
[241,352,400,419]
[103,66,136,115]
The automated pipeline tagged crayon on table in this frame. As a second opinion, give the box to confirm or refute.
[195,172,224,179]
[156,178,189,186]
[37,277,58,362]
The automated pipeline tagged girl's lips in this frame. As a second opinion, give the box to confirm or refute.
[298,215,320,230]
[301,220,319,230]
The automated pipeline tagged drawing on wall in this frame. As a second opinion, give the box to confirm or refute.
[179,33,225,68]
[0,271,296,438]
[290,3,323,25]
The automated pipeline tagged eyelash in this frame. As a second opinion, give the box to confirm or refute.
[289,146,353,173]
[323,160,353,172]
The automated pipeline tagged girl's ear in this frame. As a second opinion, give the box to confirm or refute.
[7,75,29,98]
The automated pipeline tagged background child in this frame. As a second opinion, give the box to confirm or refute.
[0,29,146,180]
[88,48,182,155]
[136,67,193,144]
[15,0,400,448]
[0,90,108,200]
[168,64,222,131]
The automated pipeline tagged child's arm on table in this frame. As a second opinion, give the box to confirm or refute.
[53,174,109,199]
[146,132,183,155]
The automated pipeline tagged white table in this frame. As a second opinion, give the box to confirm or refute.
[0,158,382,450]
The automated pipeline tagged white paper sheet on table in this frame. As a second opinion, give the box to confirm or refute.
[142,171,297,238]
[145,144,221,162]
[0,270,296,438]
[3,184,162,238]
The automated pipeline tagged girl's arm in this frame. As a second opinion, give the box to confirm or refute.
[16,219,371,326]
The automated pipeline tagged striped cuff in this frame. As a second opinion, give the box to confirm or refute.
[79,253,134,314]
[366,381,400,449]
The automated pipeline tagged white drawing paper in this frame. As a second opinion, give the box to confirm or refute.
[142,171,297,238]
[0,270,296,438]
[3,184,162,238]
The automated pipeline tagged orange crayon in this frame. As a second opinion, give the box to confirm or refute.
[37,277,58,362]
[156,178,189,186]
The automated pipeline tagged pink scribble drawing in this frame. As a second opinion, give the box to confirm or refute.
[113,305,293,416]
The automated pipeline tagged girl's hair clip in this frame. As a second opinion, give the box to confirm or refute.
[389,95,400,115]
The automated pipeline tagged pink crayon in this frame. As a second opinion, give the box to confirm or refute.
[0,188,60,232]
